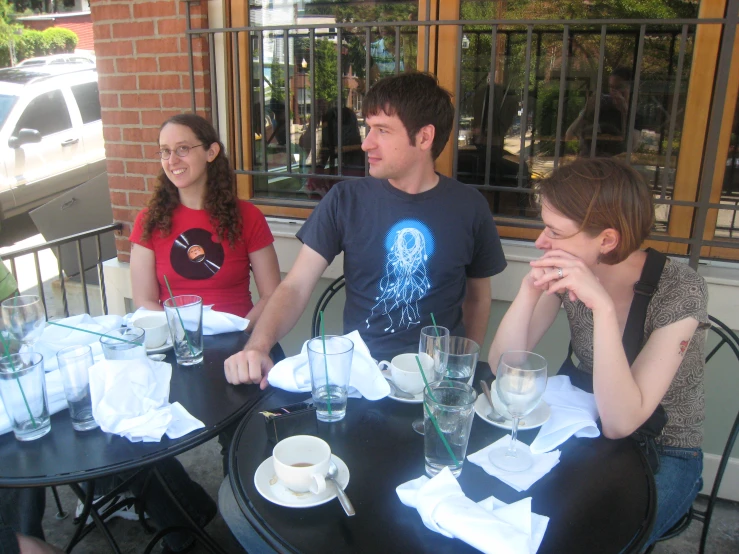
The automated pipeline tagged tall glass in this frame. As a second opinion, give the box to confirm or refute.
[163,295,204,366]
[100,327,146,360]
[307,336,353,422]
[0,352,51,441]
[436,336,480,385]
[56,345,98,431]
[488,351,548,472]
[1,295,46,349]
[412,325,449,435]
[423,380,476,478]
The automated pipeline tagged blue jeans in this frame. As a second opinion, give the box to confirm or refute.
[218,478,277,554]
[645,446,703,547]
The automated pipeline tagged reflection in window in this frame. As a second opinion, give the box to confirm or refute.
[247,0,418,200]
[14,90,72,137]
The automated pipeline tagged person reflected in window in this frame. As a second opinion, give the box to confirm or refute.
[489,158,707,547]
[301,106,364,197]
[468,74,525,185]
[566,67,643,157]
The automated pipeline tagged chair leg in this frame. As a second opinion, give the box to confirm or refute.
[51,485,68,520]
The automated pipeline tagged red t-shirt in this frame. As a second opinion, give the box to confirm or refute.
[129,201,274,317]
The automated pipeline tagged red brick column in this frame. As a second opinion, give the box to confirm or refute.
[89,0,211,262]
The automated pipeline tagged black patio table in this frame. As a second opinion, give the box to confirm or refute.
[229,362,657,554]
[0,331,262,553]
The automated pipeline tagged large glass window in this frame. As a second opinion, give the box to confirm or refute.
[224,0,739,261]
[14,90,72,137]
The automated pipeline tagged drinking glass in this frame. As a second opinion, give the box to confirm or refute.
[436,336,480,385]
[163,295,204,366]
[100,327,146,360]
[423,380,476,478]
[56,345,98,431]
[412,325,449,435]
[1,295,46,349]
[0,352,51,441]
[488,351,547,472]
[307,336,354,422]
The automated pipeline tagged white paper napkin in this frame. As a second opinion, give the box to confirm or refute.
[468,437,561,492]
[0,370,68,436]
[29,314,123,372]
[267,330,390,400]
[396,467,549,554]
[130,306,248,336]
[529,375,600,454]
[89,358,204,442]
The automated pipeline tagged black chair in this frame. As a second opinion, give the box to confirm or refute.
[645,315,739,554]
[311,274,345,338]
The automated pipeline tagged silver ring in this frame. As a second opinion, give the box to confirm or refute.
[557,267,564,280]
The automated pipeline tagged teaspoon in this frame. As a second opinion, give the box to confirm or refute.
[327,461,355,516]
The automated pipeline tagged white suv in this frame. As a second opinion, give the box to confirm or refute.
[0,65,105,219]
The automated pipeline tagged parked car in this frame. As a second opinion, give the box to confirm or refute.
[16,53,96,68]
[0,65,105,218]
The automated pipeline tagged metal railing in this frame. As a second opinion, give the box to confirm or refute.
[2,223,122,318]
[185,2,739,268]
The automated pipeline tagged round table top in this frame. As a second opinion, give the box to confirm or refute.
[0,332,261,487]
[230,364,656,554]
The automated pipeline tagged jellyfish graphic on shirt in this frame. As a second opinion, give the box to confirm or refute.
[367,219,434,333]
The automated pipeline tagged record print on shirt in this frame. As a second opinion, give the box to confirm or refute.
[170,228,224,280]
[366,219,434,334]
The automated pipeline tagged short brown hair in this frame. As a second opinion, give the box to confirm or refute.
[535,158,654,264]
[361,72,453,160]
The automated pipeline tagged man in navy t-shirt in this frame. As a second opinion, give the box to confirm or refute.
[225,72,506,386]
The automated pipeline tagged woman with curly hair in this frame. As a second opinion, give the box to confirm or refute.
[129,113,280,324]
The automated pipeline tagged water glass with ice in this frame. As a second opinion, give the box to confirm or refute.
[56,345,98,432]
[423,380,476,478]
[307,336,353,422]
[163,295,204,366]
[100,327,146,361]
[0,352,51,441]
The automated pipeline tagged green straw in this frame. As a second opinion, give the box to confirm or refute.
[47,321,140,344]
[0,332,37,429]
[163,275,195,356]
[430,313,440,336]
[416,355,459,468]
[319,311,331,416]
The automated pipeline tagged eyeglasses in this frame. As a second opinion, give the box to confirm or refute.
[157,144,204,160]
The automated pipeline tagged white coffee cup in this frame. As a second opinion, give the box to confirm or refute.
[131,313,169,349]
[272,435,330,494]
[378,352,434,395]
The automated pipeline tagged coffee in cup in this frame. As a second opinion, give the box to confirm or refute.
[379,352,434,395]
[272,435,331,494]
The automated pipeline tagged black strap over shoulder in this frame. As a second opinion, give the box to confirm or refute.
[622,248,667,365]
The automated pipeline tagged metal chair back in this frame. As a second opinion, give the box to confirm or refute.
[311,275,345,338]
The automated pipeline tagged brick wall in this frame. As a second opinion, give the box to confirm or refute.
[90,0,211,262]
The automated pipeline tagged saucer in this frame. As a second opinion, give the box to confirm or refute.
[147,337,173,354]
[254,454,350,508]
[381,370,423,404]
[474,392,550,431]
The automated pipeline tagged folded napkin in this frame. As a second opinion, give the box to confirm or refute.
[89,358,204,442]
[267,330,390,400]
[396,467,549,554]
[468,437,561,492]
[529,375,600,454]
[0,370,68,436]
[29,314,123,372]
[130,306,248,335]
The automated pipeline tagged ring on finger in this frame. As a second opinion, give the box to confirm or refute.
[557,267,564,280]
